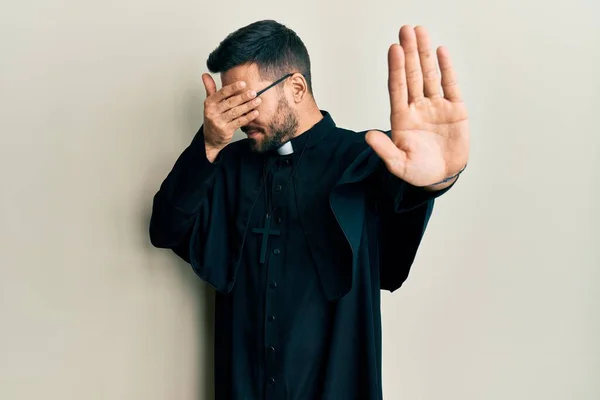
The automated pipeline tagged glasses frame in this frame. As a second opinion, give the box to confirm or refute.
[255,72,302,97]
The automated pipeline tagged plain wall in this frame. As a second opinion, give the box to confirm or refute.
[1,1,598,399]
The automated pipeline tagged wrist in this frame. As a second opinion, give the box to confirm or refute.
[423,164,467,191]
[204,143,223,163]
[423,175,458,191]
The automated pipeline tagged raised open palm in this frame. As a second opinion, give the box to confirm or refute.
[365,26,470,188]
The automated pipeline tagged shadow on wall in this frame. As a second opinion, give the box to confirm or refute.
[195,274,216,400]
[140,83,217,399]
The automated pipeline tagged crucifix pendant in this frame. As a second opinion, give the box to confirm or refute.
[251,213,280,264]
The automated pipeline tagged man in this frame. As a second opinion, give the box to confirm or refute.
[149,19,469,400]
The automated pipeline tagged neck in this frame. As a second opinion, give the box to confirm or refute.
[292,102,324,138]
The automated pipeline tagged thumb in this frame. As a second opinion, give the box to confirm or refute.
[365,130,407,176]
[202,73,217,98]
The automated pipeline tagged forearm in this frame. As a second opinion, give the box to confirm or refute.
[158,126,219,210]
[376,165,456,213]
[149,126,219,248]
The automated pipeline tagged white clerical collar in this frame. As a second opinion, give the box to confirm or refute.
[277,141,294,155]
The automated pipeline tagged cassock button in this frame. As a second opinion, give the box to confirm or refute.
[268,377,275,385]
[275,185,282,192]
[283,159,290,165]
[276,217,282,224]
[269,281,277,289]
[268,315,276,322]
[268,346,276,353]
[273,248,280,255]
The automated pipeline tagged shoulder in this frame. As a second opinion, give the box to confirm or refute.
[328,124,387,162]
[321,122,391,182]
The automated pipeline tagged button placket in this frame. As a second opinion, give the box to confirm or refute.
[264,170,282,393]
[264,273,279,392]
[264,155,292,398]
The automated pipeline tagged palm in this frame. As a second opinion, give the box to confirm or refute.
[366,26,470,187]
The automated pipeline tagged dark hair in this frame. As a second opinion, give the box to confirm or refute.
[207,20,313,94]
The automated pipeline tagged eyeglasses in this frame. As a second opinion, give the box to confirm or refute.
[255,73,298,97]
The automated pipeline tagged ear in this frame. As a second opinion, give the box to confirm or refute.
[289,73,308,103]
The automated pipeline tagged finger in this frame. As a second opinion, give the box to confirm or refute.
[364,130,407,177]
[388,44,408,112]
[226,110,259,131]
[202,73,217,98]
[415,26,441,98]
[210,80,247,104]
[217,89,257,114]
[437,46,462,102]
[223,96,262,123]
[399,25,424,103]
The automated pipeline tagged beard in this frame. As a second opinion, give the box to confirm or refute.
[244,96,299,153]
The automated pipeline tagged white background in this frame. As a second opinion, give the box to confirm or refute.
[1,0,598,398]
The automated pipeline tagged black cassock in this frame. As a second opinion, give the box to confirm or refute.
[149,111,452,400]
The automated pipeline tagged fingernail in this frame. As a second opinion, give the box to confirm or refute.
[239,81,246,88]
[249,90,256,98]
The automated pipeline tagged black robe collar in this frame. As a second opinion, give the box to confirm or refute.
[262,110,336,158]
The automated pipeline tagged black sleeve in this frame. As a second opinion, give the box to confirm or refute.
[367,161,444,291]
[377,164,455,213]
[149,125,221,259]
[360,132,457,291]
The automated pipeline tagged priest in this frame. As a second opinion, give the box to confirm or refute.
[149,19,469,400]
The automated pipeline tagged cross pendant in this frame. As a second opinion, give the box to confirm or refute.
[251,213,280,264]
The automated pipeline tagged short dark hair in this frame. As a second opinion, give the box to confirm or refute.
[207,20,313,94]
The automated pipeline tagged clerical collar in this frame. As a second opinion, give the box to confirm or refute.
[277,141,294,155]
[272,110,336,156]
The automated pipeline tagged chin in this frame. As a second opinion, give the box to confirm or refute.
[248,137,266,153]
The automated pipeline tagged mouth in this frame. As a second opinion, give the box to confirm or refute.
[244,128,262,138]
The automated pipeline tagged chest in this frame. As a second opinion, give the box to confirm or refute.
[233,148,348,223]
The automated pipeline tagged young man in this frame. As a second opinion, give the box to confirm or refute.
[150,19,469,400]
